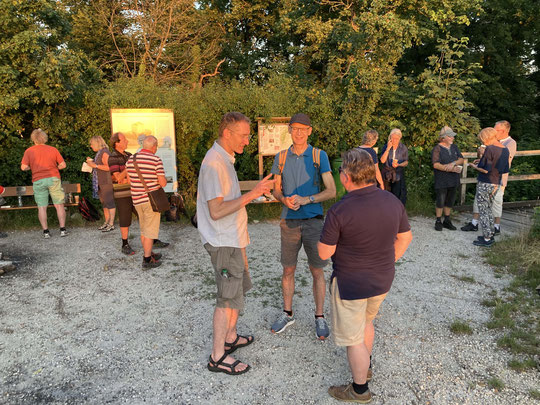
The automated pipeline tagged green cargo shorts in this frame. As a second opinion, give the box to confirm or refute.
[33,177,65,207]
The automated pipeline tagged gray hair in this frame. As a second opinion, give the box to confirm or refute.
[389,128,402,138]
[495,120,511,132]
[142,135,158,149]
[362,129,379,145]
[218,112,251,137]
[341,148,376,186]
[30,128,48,144]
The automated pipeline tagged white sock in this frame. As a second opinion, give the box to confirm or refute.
[471,219,479,226]
[494,224,500,230]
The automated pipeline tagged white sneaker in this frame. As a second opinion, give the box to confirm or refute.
[43,231,51,239]
[101,224,115,232]
[60,229,69,237]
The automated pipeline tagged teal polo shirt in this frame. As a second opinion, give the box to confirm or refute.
[271,145,331,219]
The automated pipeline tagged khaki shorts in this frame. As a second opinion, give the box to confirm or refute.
[134,202,161,240]
[204,244,252,311]
[330,278,387,347]
[473,186,504,217]
[33,177,65,207]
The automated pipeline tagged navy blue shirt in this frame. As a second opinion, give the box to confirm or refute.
[271,145,331,219]
[477,145,509,185]
[431,144,463,189]
[357,146,378,164]
[381,143,408,177]
[320,185,410,300]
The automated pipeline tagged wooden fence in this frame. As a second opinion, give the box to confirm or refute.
[460,150,540,205]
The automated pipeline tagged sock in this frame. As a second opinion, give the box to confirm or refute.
[284,309,292,317]
[444,215,450,222]
[494,224,500,230]
[436,217,442,222]
[315,314,324,319]
[143,256,151,263]
[471,219,478,226]
[60,227,66,231]
[352,382,368,395]
[122,239,129,246]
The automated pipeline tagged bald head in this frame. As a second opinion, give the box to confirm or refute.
[142,136,158,150]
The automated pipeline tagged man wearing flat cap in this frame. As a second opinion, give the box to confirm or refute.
[270,113,336,340]
[431,126,464,231]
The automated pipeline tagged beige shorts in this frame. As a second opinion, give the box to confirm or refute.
[330,278,387,346]
[134,202,161,240]
[204,244,252,311]
[473,186,504,217]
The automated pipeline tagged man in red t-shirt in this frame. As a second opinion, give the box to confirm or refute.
[21,129,68,238]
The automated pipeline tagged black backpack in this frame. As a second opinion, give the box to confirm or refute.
[78,197,101,222]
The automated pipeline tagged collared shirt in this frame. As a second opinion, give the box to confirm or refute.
[126,149,165,206]
[197,142,249,248]
[270,144,331,219]
[380,143,408,175]
[320,185,410,300]
[499,136,517,187]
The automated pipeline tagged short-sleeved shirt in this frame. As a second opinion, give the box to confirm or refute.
[500,136,517,187]
[270,145,331,219]
[197,142,249,248]
[357,146,378,164]
[380,143,408,176]
[109,149,131,182]
[21,144,64,182]
[126,149,165,206]
[431,143,463,189]
[320,185,410,300]
[477,145,510,185]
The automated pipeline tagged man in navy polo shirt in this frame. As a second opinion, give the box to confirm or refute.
[318,148,412,403]
[270,113,336,340]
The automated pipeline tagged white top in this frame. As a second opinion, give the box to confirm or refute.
[197,142,249,248]
[500,136,517,187]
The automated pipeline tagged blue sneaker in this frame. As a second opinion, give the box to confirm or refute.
[315,317,330,340]
[271,312,295,334]
[473,237,494,247]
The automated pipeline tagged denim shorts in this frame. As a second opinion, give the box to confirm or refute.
[280,217,328,269]
[33,177,65,207]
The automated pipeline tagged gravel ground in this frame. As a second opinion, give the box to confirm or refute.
[0,216,538,405]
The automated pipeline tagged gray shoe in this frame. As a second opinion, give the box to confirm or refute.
[121,244,135,256]
[315,317,330,340]
[328,384,372,403]
[101,224,115,232]
[271,312,295,334]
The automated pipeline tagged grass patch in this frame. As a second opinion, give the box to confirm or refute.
[457,253,470,259]
[452,275,476,283]
[450,319,473,335]
[482,207,540,372]
[507,358,537,372]
[530,390,540,400]
[487,377,504,390]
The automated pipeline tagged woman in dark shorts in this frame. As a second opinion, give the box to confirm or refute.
[431,126,464,231]
[87,136,115,232]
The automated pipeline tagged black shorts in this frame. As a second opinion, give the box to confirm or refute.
[115,196,136,227]
[435,187,457,209]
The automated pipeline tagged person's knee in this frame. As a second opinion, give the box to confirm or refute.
[283,266,296,278]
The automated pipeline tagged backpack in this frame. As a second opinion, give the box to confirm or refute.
[78,196,101,222]
[278,146,322,187]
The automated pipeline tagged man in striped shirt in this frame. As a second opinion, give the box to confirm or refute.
[126,136,167,269]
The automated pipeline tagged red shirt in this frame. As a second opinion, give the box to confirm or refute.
[21,145,64,182]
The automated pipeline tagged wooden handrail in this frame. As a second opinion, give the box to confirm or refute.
[459,149,540,204]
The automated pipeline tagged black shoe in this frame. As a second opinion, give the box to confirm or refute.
[0,231,7,238]
[442,219,457,230]
[435,221,443,231]
[121,244,136,255]
[494,227,500,235]
[153,239,170,248]
[461,222,478,232]
[473,237,495,247]
[151,252,162,260]
[142,256,162,269]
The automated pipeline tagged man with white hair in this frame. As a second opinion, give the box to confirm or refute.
[21,128,68,238]
[126,136,167,269]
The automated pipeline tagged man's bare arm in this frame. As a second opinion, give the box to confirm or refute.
[317,241,336,261]
[296,171,336,206]
[394,230,412,262]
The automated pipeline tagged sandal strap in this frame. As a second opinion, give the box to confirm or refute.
[225,335,241,348]
[209,352,229,367]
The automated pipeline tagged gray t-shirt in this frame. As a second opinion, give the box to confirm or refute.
[500,136,517,187]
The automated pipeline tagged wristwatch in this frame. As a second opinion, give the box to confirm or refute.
[309,196,315,203]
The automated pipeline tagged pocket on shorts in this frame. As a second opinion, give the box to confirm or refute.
[219,273,242,299]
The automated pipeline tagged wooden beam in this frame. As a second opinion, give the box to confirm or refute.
[2,183,81,197]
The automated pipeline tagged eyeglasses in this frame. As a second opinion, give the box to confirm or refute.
[229,129,251,140]
[289,126,310,134]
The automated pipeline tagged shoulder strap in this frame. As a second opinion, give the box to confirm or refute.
[131,153,151,193]
[278,149,288,175]
[312,147,321,168]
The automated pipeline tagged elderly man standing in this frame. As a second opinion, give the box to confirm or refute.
[318,149,412,403]
[461,120,517,235]
[21,129,68,238]
[126,136,167,269]
[270,113,336,340]
[197,112,273,375]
